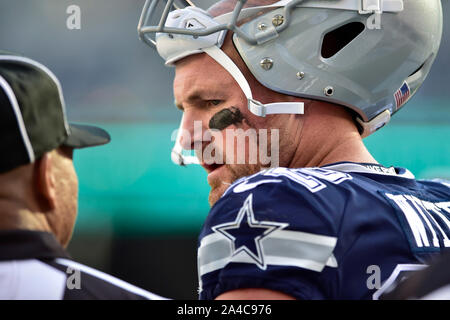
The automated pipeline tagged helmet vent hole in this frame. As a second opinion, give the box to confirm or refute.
[321,22,365,59]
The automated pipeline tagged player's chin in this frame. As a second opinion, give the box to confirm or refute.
[208,177,230,207]
[206,167,230,205]
[207,162,262,206]
[206,165,249,206]
[210,182,236,207]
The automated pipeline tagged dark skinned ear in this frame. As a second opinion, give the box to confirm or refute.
[36,152,57,210]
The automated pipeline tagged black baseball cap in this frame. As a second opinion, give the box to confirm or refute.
[0,54,110,174]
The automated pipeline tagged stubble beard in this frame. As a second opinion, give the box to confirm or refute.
[207,162,263,207]
[205,115,286,207]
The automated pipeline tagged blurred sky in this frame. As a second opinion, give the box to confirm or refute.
[0,0,217,122]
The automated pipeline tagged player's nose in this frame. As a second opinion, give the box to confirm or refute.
[179,110,208,151]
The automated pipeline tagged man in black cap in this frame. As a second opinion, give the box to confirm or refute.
[0,54,165,299]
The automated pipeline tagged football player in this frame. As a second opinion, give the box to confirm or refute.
[138,0,450,299]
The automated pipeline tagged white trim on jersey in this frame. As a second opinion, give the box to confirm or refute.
[198,229,338,275]
[421,284,450,300]
[0,259,66,300]
[0,75,35,162]
[323,162,415,179]
[372,264,427,300]
[55,258,168,300]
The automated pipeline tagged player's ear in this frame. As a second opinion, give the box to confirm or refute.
[35,152,57,210]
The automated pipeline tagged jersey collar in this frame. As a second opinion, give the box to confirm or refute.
[321,162,415,179]
[0,229,70,261]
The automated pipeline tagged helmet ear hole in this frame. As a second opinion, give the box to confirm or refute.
[321,22,365,59]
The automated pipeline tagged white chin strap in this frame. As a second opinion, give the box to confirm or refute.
[202,46,304,117]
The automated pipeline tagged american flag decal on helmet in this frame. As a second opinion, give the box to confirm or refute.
[394,82,410,110]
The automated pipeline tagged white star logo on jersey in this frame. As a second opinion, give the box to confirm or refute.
[212,194,288,270]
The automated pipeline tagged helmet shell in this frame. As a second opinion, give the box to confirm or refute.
[233,0,443,124]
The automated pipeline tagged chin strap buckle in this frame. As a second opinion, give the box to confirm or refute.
[248,99,305,118]
[248,99,267,117]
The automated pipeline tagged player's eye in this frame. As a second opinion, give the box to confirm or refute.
[208,100,222,106]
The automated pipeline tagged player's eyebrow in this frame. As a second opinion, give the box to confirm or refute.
[174,89,225,111]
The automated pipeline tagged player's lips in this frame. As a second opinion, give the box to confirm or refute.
[201,162,223,174]
[201,162,225,184]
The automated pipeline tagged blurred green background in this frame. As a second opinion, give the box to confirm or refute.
[74,113,450,235]
[0,0,449,299]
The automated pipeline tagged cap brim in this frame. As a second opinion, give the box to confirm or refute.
[63,123,111,149]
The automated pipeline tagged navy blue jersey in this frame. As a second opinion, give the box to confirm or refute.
[197,162,450,300]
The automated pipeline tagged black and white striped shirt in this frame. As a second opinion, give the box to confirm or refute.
[0,230,166,300]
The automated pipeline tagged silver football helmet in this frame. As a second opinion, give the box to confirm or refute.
[138,0,443,165]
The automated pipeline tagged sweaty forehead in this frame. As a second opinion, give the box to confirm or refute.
[207,0,280,17]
